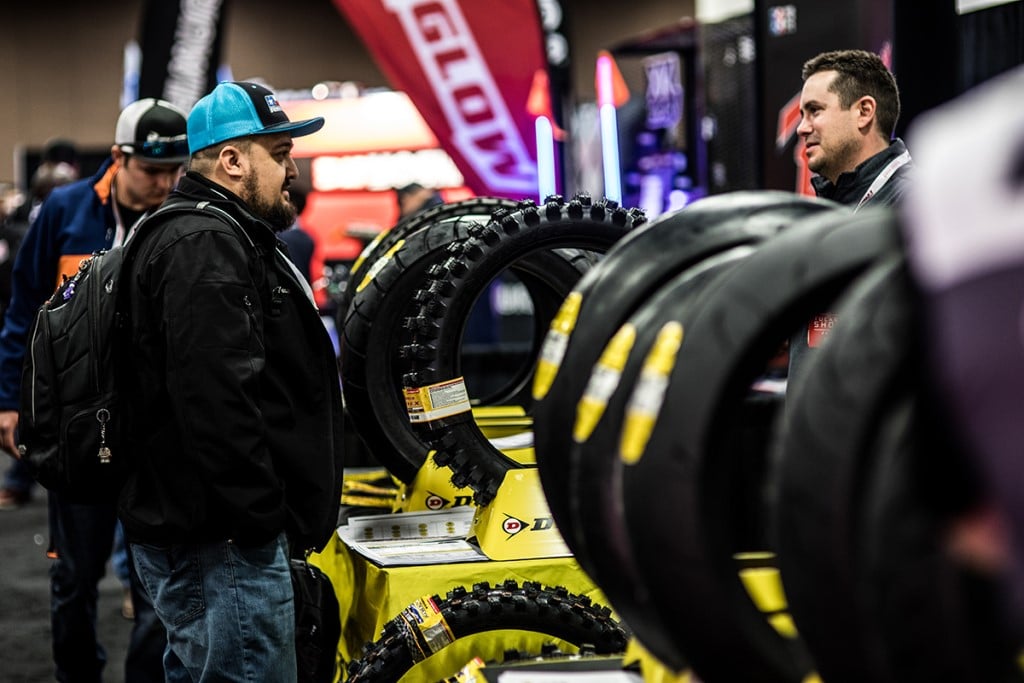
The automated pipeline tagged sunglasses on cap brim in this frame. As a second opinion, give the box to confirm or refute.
[120,135,189,161]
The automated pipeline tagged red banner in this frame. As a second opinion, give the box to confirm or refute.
[332,0,547,199]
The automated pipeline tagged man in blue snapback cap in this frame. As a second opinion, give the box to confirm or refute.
[117,82,344,682]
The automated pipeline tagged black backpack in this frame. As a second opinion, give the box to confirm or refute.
[291,558,342,683]
[17,199,243,503]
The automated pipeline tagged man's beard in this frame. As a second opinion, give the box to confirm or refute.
[241,171,297,232]
[811,134,861,184]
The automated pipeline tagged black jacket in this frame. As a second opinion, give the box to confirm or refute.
[119,172,344,553]
[811,138,913,209]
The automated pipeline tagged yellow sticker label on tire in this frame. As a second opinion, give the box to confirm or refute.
[573,323,637,443]
[533,291,583,400]
[404,377,472,422]
[620,321,684,464]
[356,239,405,293]
[400,595,455,661]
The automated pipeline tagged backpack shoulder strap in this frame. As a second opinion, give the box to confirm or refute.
[116,200,258,321]
[125,198,254,258]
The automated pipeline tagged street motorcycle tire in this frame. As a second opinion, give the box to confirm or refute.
[532,191,843,538]
[618,208,899,681]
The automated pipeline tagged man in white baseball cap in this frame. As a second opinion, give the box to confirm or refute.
[0,96,188,682]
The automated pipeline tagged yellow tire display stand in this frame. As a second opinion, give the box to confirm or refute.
[313,460,630,681]
[314,414,697,681]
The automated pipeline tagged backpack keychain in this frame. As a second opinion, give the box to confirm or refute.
[96,409,112,464]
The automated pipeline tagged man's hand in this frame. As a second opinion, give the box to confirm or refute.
[0,411,20,458]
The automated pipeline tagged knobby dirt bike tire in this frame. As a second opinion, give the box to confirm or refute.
[340,215,593,483]
[618,208,900,682]
[531,191,844,538]
[400,194,647,504]
[344,580,629,683]
[335,198,522,473]
[337,197,523,327]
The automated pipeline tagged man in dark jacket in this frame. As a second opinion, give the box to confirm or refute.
[787,49,915,383]
[797,49,912,210]
[120,81,344,681]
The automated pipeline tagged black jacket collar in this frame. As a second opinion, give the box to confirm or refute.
[171,172,280,251]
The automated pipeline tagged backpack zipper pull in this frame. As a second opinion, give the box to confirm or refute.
[271,285,289,315]
[96,409,112,464]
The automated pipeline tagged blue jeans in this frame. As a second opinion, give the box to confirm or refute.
[112,522,130,586]
[49,493,166,683]
[130,533,297,683]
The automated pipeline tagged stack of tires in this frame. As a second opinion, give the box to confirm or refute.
[337,188,1023,682]
[527,192,1023,682]
[338,193,645,495]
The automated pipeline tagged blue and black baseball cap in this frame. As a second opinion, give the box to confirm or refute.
[187,81,325,154]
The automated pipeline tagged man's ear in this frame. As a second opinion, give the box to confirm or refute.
[218,144,247,181]
[856,95,877,133]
